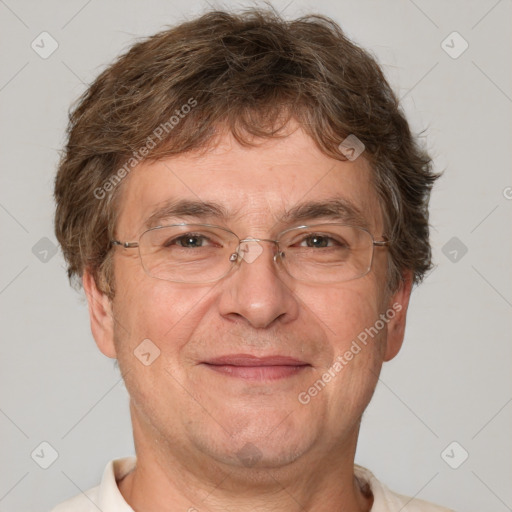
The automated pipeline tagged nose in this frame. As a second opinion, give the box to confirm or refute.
[217,239,300,329]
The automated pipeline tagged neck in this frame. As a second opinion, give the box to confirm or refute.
[118,407,373,512]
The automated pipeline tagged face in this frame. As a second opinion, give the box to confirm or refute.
[85,124,411,471]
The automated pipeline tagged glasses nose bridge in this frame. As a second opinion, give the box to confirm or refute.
[234,237,282,264]
[238,236,279,245]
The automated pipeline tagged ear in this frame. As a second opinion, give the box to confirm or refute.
[383,271,413,362]
[82,269,117,358]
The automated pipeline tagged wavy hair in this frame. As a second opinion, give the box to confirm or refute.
[54,7,438,297]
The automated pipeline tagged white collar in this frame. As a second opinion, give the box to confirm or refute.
[52,457,453,511]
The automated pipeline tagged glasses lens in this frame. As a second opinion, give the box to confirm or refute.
[278,224,374,283]
[138,225,238,283]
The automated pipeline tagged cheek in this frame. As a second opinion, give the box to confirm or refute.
[110,278,214,413]
[295,276,385,352]
[294,280,388,437]
[111,261,220,377]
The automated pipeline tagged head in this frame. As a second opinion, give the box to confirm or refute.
[55,8,437,472]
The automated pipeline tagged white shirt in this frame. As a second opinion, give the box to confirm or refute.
[50,457,454,511]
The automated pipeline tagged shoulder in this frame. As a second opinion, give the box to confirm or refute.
[354,465,455,512]
[49,486,100,512]
[49,457,136,512]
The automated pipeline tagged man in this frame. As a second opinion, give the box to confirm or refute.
[52,7,452,511]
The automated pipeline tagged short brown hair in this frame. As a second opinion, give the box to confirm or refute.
[54,7,438,297]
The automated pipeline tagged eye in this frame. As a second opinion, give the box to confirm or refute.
[165,234,215,248]
[297,234,344,248]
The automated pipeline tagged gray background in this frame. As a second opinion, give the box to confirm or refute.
[0,0,511,511]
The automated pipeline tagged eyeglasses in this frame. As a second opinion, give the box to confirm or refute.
[111,223,389,284]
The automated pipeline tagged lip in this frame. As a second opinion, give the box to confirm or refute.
[201,354,311,381]
[203,354,309,366]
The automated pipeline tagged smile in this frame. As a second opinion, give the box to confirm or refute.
[201,354,311,381]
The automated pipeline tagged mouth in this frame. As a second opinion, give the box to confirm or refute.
[201,354,311,381]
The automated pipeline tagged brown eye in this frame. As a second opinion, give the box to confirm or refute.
[303,235,330,248]
[164,234,213,248]
[297,234,346,248]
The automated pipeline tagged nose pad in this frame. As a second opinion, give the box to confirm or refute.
[238,238,264,264]
[230,239,282,268]
[274,250,285,261]
[273,250,285,265]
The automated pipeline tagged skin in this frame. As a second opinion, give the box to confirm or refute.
[83,122,412,512]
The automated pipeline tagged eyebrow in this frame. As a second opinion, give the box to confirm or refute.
[280,199,370,229]
[144,199,230,229]
[143,197,369,230]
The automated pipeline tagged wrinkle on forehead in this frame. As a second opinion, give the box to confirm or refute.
[115,127,383,239]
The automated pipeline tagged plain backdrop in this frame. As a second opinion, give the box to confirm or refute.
[0,1,511,511]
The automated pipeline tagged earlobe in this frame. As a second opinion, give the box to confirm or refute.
[82,270,117,359]
[383,272,413,362]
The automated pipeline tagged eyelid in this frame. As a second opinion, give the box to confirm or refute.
[161,230,227,249]
[289,232,345,245]
[278,223,356,238]
[169,232,211,241]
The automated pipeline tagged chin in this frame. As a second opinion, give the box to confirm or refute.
[191,412,316,470]
[206,438,310,471]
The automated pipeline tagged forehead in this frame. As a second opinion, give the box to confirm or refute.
[115,126,383,237]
